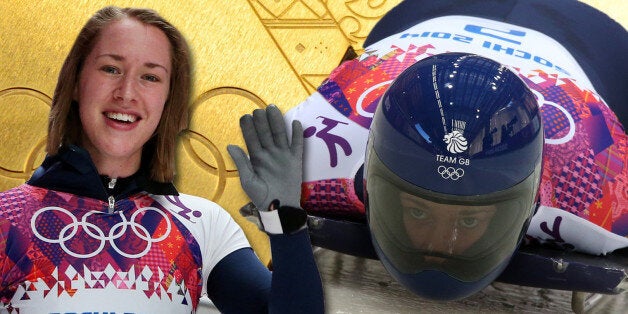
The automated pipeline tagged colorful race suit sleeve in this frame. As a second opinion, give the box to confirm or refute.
[285,15,628,255]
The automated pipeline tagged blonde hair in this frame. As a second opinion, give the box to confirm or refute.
[47,6,191,182]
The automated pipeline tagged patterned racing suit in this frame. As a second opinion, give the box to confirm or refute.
[0,145,323,313]
[286,15,628,256]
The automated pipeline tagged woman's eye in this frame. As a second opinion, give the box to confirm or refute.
[101,65,119,74]
[459,217,479,228]
[409,208,428,220]
[143,74,160,82]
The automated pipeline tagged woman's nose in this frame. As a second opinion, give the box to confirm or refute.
[113,76,138,103]
[426,222,458,255]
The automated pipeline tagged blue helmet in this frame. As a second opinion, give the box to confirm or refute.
[365,53,543,300]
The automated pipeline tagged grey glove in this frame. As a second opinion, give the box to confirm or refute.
[227,104,304,211]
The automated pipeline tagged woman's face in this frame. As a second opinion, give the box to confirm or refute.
[400,192,496,260]
[76,17,171,177]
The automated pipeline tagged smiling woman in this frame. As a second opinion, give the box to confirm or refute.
[75,18,171,179]
[0,6,323,313]
[46,7,190,185]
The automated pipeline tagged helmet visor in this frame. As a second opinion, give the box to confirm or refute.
[367,150,539,281]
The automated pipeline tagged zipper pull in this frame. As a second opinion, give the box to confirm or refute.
[108,177,117,189]
[107,177,117,213]
[108,195,115,214]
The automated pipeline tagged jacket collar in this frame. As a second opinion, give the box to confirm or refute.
[27,145,178,202]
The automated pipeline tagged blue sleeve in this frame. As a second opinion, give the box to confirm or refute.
[206,229,324,313]
[267,229,324,313]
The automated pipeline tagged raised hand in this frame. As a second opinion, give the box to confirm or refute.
[227,105,305,234]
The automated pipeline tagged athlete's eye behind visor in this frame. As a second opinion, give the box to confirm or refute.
[366,150,539,282]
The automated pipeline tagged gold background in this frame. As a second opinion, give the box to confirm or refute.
[0,0,625,264]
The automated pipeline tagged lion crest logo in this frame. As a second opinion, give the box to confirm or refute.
[443,130,468,154]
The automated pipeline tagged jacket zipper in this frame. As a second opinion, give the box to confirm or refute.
[108,178,117,214]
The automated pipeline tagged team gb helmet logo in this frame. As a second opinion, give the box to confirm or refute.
[443,130,468,154]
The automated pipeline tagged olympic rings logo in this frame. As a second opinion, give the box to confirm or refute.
[31,206,171,259]
[437,166,465,180]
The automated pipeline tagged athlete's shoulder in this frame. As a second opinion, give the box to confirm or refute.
[150,192,234,224]
[0,184,47,212]
[170,192,222,209]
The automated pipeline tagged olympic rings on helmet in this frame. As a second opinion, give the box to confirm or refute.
[437,165,465,180]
